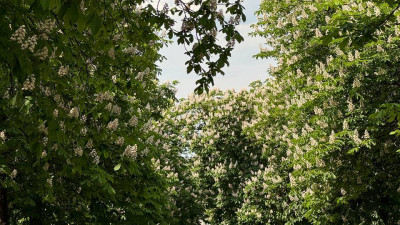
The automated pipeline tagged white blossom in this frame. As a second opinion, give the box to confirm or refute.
[58,65,69,77]
[107,118,119,131]
[10,169,17,179]
[340,188,347,196]
[329,130,336,144]
[89,149,100,164]
[124,145,138,159]
[115,137,124,146]
[69,107,79,118]
[21,74,36,91]
[75,146,83,156]
[0,131,5,142]
[10,25,26,44]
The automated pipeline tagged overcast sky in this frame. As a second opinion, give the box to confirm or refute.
[157,1,276,99]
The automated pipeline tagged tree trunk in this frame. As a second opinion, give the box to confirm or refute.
[0,185,8,225]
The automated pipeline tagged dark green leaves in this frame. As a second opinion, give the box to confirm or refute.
[88,12,102,36]
[40,0,49,10]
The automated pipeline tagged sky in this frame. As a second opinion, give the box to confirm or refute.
[157,1,276,99]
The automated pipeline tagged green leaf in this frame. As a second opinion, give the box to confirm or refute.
[347,147,359,155]
[10,95,17,106]
[321,34,333,45]
[114,163,121,171]
[88,13,102,35]
[103,150,109,159]
[63,4,79,27]
[49,0,62,12]
[40,0,49,10]
[339,37,350,50]
[77,15,86,32]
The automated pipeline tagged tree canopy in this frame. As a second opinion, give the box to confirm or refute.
[0,0,245,224]
[1,0,400,224]
[163,0,400,224]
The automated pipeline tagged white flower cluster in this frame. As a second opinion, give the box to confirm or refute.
[86,139,93,149]
[136,67,150,81]
[0,131,5,142]
[38,123,48,135]
[53,109,59,117]
[21,35,38,52]
[89,149,100,164]
[123,145,138,159]
[10,25,27,44]
[69,107,79,118]
[128,116,138,127]
[123,46,137,55]
[115,137,124,146]
[111,105,121,115]
[95,91,114,102]
[10,169,17,179]
[58,65,69,77]
[37,19,56,40]
[35,47,48,60]
[107,118,119,131]
[75,146,83,156]
[21,74,36,91]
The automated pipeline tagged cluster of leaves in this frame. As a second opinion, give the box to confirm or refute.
[0,0,245,224]
[164,0,400,224]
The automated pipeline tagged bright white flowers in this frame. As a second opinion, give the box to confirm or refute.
[22,35,38,52]
[315,28,323,38]
[37,19,56,40]
[53,109,59,117]
[353,130,362,145]
[363,129,370,139]
[69,107,79,118]
[377,44,384,52]
[89,149,100,164]
[129,116,138,127]
[107,118,119,131]
[10,169,17,179]
[95,91,114,102]
[10,25,26,44]
[123,145,138,159]
[85,139,93,149]
[111,105,121,115]
[329,130,335,144]
[58,65,69,77]
[340,188,347,196]
[75,147,83,156]
[115,137,124,146]
[21,74,36,91]
[0,131,5,142]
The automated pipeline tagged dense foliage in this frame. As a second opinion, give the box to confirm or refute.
[1,0,400,224]
[164,0,400,224]
[0,0,245,224]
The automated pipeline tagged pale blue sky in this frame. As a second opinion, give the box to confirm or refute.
[158,1,276,99]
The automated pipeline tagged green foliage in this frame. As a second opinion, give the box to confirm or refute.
[165,0,400,224]
[0,0,245,223]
